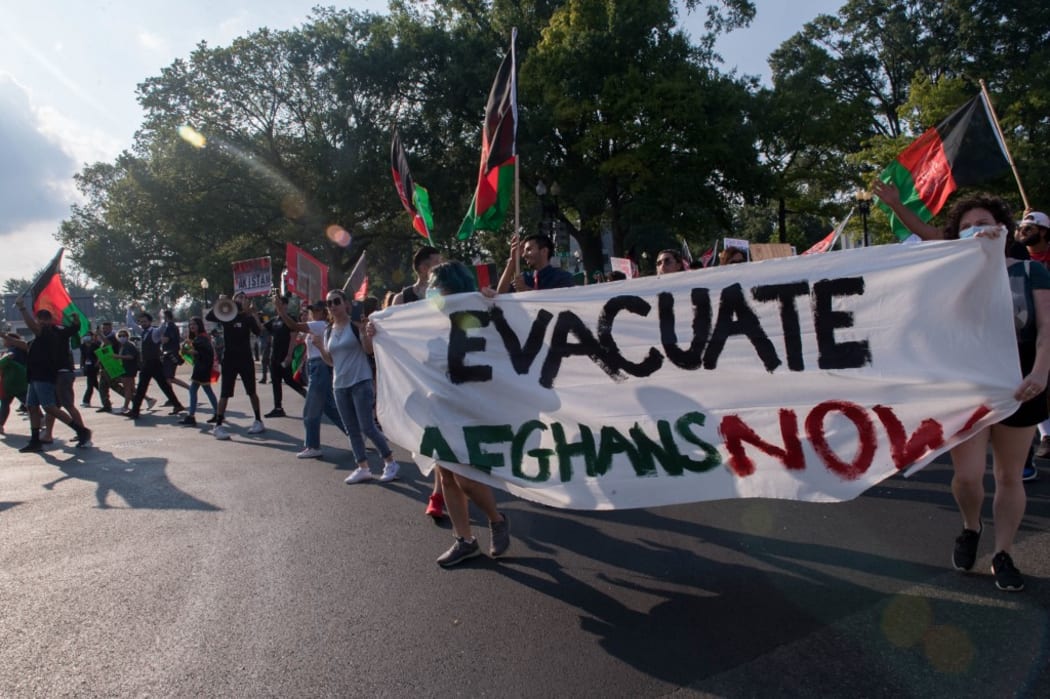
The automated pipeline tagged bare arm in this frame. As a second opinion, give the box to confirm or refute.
[16,298,40,334]
[872,181,943,240]
[1021,286,1050,400]
[496,233,523,293]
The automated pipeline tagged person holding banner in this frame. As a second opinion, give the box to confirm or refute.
[315,288,400,485]
[262,298,306,419]
[876,187,1049,592]
[80,330,101,407]
[368,261,511,567]
[392,246,442,306]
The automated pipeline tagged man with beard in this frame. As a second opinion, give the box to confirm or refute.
[497,233,575,293]
[207,292,264,439]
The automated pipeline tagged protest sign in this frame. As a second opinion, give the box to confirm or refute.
[285,244,328,303]
[232,256,272,297]
[95,344,125,379]
[372,239,1019,510]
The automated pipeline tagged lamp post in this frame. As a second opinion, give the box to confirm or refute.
[535,179,563,251]
[200,278,209,314]
[856,189,873,247]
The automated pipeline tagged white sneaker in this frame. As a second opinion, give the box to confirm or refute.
[378,461,400,482]
[344,467,373,484]
[213,425,231,440]
[248,420,265,434]
[296,447,323,459]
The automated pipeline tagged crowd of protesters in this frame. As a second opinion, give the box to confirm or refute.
[3,211,1049,587]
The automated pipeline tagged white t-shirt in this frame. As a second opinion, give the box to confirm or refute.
[304,320,327,360]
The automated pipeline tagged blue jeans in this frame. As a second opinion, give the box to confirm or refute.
[302,358,345,448]
[333,379,391,464]
[189,382,217,416]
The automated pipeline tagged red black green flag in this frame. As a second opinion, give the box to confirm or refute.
[473,262,499,290]
[391,129,433,240]
[879,93,1011,240]
[29,248,89,345]
[457,29,518,241]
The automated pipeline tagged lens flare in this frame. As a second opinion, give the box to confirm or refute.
[282,194,306,220]
[882,595,932,648]
[177,125,207,149]
[325,225,352,248]
[923,625,974,674]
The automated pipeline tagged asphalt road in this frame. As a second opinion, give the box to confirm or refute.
[2,370,1049,697]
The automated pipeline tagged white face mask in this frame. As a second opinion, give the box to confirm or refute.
[958,224,1005,239]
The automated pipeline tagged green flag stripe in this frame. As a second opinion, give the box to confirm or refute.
[879,161,936,241]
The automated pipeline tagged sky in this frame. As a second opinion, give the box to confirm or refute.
[0,0,843,288]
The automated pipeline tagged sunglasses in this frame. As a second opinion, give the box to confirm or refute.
[325,297,343,307]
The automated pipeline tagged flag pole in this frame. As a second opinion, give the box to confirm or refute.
[514,156,520,278]
[512,26,520,278]
[980,79,1031,212]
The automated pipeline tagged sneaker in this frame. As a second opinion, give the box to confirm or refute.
[264,408,286,418]
[247,420,265,434]
[437,537,481,568]
[344,467,373,484]
[145,397,157,410]
[162,399,173,408]
[296,447,323,459]
[179,415,197,426]
[1022,463,1040,482]
[378,461,400,482]
[489,513,511,557]
[213,425,231,441]
[425,492,445,519]
[952,522,982,571]
[169,405,185,416]
[18,440,43,453]
[124,411,140,420]
[259,378,267,384]
[75,428,93,449]
[96,406,112,413]
[206,415,219,424]
[1035,435,1050,459]
[81,402,91,408]
[991,550,1024,591]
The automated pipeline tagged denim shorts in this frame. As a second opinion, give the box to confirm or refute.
[27,381,58,408]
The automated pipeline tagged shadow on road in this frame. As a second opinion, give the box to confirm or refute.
[38,449,221,511]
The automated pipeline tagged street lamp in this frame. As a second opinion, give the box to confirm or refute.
[200,278,209,312]
[856,189,873,247]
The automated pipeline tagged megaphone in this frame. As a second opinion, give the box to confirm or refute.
[213,296,238,322]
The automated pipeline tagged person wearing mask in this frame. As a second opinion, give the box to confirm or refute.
[178,316,219,427]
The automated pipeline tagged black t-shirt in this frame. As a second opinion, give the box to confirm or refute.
[206,310,258,364]
[401,285,421,304]
[26,324,76,382]
[264,317,292,360]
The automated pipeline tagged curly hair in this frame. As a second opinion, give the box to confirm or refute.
[942,193,1016,239]
[428,261,478,295]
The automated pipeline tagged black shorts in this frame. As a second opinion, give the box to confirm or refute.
[220,358,256,398]
[1001,342,1049,427]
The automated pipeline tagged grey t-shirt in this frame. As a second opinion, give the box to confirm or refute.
[325,322,372,389]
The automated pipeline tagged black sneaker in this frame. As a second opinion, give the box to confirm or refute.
[991,551,1024,591]
[437,537,481,568]
[953,523,982,571]
[18,440,43,453]
[95,405,112,413]
[179,415,197,426]
[489,513,511,557]
[264,408,286,418]
[75,428,93,449]
[1036,436,1050,459]
[124,411,141,420]
[169,405,185,416]
[206,415,219,424]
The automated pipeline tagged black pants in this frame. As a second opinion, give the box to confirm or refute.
[132,360,182,412]
[270,361,305,409]
[82,370,99,405]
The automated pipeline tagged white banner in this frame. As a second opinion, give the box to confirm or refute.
[373,239,1020,510]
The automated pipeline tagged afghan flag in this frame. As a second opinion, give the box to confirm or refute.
[29,248,89,347]
[878,93,1011,240]
[457,29,518,241]
[391,129,433,240]
[473,262,500,290]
